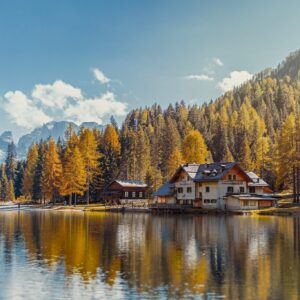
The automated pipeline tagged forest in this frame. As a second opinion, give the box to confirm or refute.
[1,50,300,203]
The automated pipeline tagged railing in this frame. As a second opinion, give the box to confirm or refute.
[149,204,193,209]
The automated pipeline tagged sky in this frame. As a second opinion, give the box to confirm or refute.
[1,0,300,140]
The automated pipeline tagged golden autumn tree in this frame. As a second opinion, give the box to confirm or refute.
[100,124,121,186]
[182,130,209,164]
[22,143,39,199]
[42,138,63,203]
[79,128,101,204]
[60,146,86,205]
[167,147,183,178]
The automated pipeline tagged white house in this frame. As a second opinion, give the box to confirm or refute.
[153,162,275,210]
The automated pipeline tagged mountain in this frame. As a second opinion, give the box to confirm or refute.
[17,121,105,159]
[0,131,13,161]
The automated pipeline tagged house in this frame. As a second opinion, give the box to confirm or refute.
[153,162,274,210]
[225,194,277,210]
[102,180,148,205]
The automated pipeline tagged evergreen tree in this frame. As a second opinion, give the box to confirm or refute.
[5,142,17,182]
[22,144,39,199]
[15,161,25,199]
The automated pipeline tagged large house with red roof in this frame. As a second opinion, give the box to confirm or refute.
[153,162,276,210]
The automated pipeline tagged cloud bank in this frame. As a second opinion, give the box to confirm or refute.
[218,70,253,92]
[3,79,127,130]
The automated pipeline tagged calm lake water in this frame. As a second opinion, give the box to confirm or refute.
[0,211,299,300]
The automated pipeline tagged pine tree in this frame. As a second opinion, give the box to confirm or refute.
[14,161,25,199]
[182,130,209,163]
[32,141,47,203]
[5,142,17,182]
[42,138,63,203]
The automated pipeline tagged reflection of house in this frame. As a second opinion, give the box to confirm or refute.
[154,162,276,210]
[102,180,148,205]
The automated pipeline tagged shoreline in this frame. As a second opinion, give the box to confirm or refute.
[2,203,300,216]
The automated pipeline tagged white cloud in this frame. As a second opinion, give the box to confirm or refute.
[217,70,253,92]
[32,80,83,109]
[185,74,214,81]
[213,57,223,66]
[92,68,110,84]
[3,91,52,129]
[3,78,128,130]
[64,91,127,124]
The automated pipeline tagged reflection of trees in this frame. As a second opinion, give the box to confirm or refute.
[0,212,300,298]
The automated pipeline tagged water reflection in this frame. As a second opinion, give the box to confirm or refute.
[0,211,299,299]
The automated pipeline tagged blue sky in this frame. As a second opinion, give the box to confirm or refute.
[0,0,300,139]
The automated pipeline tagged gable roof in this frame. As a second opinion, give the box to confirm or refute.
[113,180,147,188]
[193,162,240,182]
[246,172,269,187]
[153,181,174,196]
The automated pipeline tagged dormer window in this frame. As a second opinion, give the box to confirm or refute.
[228,174,232,180]
[233,175,236,180]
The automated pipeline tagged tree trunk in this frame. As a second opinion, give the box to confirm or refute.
[74,194,77,206]
[69,194,72,206]
[86,178,90,205]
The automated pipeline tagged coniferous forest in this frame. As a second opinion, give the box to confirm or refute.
[2,50,300,203]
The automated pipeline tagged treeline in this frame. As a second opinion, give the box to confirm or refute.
[2,53,300,202]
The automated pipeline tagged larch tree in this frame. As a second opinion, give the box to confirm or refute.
[42,138,63,203]
[22,144,39,199]
[61,146,86,205]
[100,124,121,187]
[182,130,209,164]
[79,128,100,204]
[167,148,183,178]
[0,165,8,201]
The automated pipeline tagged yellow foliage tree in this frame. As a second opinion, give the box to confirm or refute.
[42,138,63,203]
[60,146,86,205]
[182,130,209,164]
[79,128,101,204]
[167,148,183,178]
[22,143,39,199]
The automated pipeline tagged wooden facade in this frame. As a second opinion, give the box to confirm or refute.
[102,180,148,205]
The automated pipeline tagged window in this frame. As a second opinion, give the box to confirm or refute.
[199,192,202,199]
[249,187,256,194]
[227,186,234,193]
[211,199,217,204]
[204,199,217,204]
[228,174,232,180]
[187,187,192,193]
[205,187,210,193]
[240,187,245,193]
[139,192,143,198]
[178,187,183,193]
[233,175,236,180]
[243,200,249,206]
[125,191,129,198]
[132,192,136,198]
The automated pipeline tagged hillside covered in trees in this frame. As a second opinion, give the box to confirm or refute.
[2,49,300,203]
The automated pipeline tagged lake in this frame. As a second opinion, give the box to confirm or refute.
[0,210,299,299]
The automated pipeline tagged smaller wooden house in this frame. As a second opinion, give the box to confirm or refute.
[102,180,148,205]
